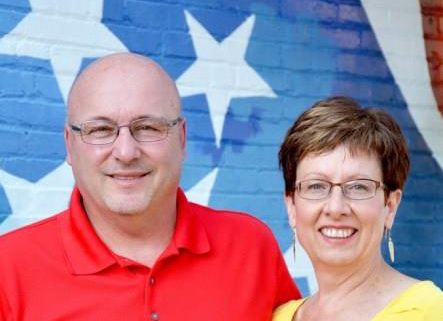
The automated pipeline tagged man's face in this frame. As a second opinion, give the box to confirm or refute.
[65,57,185,217]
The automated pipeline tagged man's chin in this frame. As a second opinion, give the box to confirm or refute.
[104,195,151,216]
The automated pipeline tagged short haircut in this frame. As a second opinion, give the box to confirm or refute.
[279,96,410,196]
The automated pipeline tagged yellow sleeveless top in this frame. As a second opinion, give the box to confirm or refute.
[272,281,443,321]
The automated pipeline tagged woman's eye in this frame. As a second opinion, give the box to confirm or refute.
[349,184,369,191]
[308,183,327,190]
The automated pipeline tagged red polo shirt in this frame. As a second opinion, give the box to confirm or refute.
[0,187,300,321]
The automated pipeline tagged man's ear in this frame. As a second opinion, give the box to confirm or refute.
[179,117,187,160]
[64,125,73,166]
[384,189,402,229]
[284,193,297,231]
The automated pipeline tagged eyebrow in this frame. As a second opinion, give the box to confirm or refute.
[79,114,167,123]
[299,173,377,181]
[83,116,114,122]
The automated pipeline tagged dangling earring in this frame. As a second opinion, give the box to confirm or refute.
[385,228,395,263]
[291,229,297,263]
[388,230,395,263]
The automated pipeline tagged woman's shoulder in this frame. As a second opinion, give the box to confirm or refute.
[272,299,306,321]
[409,281,443,320]
[398,280,442,305]
[374,281,443,321]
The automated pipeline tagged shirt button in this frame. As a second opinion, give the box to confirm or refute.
[149,277,155,286]
[150,311,159,320]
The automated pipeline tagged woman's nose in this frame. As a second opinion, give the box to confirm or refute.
[323,185,351,218]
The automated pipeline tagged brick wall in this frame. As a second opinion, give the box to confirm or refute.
[0,0,441,294]
[422,0,443,115]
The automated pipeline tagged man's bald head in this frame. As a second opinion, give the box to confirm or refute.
[64,52,186,219]
[67,52,181,121]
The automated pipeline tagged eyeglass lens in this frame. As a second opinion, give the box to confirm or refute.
[75,117,180,144]
[297,179,379,200]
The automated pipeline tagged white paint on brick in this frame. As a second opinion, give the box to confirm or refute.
[0,0,127,102]
[176,10,276,148]
[362,0,443,169]
[185,167,218,206]
[0,162,74,234]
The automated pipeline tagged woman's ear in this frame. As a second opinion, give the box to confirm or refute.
[284,193,297,231]
[384,189,402,229]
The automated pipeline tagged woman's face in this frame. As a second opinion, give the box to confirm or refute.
[285,145,401,268]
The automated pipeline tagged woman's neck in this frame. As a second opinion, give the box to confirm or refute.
[314,255,387,297]
[295,258,413,321]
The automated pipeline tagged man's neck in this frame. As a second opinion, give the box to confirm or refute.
[85,199,177,267]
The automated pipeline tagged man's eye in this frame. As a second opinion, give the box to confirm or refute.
[134,122,163,133]
[84,125,114,136]
[136,124,159,132]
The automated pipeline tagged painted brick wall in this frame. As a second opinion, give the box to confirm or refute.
[422,0,443,120]
[0,0,442,295]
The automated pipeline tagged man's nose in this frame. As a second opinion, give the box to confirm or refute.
[111,127,141,163]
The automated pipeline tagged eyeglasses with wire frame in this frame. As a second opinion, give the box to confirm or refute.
[295,179,386,200]
[70,116,183,145]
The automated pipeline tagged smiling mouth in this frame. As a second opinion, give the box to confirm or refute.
[108,171,151,180]
[319,227,357,239]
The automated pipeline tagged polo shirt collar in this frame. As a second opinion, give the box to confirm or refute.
[59,187,210,275]
[59,187,115,275]
[170,188,210,255]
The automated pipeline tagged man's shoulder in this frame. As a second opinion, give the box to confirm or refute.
[0,211,66,251]
[188,201,275,238]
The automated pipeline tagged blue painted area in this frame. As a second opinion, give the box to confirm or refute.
[0,55,66,182]
[0,1,66,221]
[294,277,310,297]
[0,1,30,37]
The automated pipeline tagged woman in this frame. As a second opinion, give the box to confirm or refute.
[274,97,443,321]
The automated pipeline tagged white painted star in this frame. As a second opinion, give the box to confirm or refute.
[0,162,74,234]
[185,168,218,205]
[176,10,277,147]
[0,0,127,102]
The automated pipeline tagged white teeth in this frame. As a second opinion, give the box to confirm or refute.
[320,227,354,238]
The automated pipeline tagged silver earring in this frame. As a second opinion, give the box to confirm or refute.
[388,229,395,263]
[385,228,395,263]
[292,229,297,263]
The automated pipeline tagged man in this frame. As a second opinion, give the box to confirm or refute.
[0,53,300,320]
